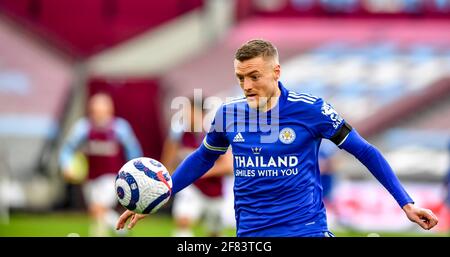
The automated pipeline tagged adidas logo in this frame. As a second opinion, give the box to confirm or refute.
[233,132,245,143]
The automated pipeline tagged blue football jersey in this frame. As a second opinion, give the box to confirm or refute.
[203,82,345,237]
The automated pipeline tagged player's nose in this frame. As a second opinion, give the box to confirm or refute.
[243,78,254,91]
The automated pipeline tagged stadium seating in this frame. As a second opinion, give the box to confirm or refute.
[0,0,204,56]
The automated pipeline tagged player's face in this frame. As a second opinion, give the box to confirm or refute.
[234,56,281,110]
[88,94,114,127]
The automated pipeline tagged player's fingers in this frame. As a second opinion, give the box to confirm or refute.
[429,210,439,224]
[415,217,429,230]
[428,218,438,229]
[417,212,436,230]
[116,215,126,230]
[128,214,139,229]
[422,210,438,229]
[117,211,133,230]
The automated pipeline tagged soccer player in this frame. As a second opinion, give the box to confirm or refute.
[60,93,142,236]
[117,39,438,236]
[160,97,233,237]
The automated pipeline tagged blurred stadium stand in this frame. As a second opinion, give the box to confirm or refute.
[0,0,234,211]
[0,0,204,57]
[0,0,449,233]
[0,15,75,209]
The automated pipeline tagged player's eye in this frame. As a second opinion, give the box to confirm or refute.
[251,75,259,81]
[237,76,244,82]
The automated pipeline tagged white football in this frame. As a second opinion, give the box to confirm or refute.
[115,157,172,214]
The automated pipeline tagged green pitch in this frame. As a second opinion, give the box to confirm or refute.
[0,212,236,237]
[0,212,446,237]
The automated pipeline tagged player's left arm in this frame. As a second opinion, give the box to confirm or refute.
[312,98,438,230]
[115,118,143,160]
[332,124,438,230]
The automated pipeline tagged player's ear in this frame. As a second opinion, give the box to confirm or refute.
[273,64,281,80]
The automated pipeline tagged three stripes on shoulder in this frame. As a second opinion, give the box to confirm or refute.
[224,93,318,105]
[287,92,318,104]
[224,96,246,105]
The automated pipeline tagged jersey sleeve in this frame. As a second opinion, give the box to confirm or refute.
[308,98,345,139]
[59,118,89,171]
[202,105,229,153]
[114,118,143,160]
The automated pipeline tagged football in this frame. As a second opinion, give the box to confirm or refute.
[115,157,172,214]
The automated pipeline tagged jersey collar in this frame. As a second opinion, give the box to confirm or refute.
[277,81,288,109]
[264,81,287,116]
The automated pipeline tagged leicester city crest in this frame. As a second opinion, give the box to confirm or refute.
[279,127,296,144]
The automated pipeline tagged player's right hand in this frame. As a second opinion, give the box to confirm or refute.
[116,210,148,230]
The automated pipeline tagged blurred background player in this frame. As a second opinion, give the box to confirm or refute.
[59,93,142,236]
[160,97,233,237]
